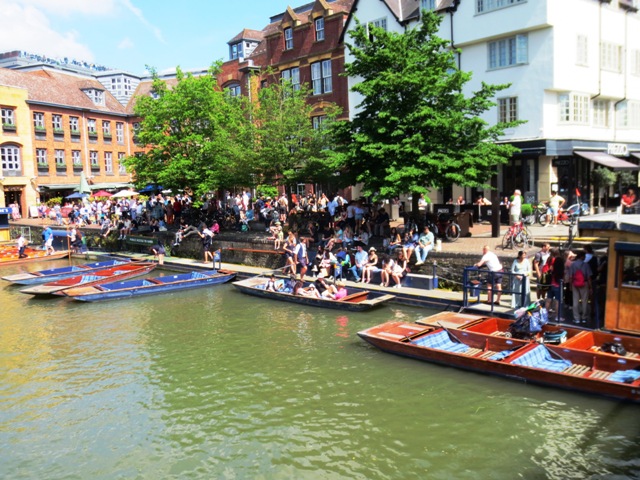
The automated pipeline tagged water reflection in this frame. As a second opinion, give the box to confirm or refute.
[1,260,639,479]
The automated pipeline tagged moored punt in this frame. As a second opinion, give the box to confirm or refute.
[0,249,70,267]
[20,262,157,296]
[61,270,236,302]
[2,259,132,285]
[232,276,394,312]
[418,313,640,359]
[358,321,640,403]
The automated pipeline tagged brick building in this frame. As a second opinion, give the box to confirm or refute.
[0,67,136,216]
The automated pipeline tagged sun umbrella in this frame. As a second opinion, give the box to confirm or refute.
[111,190,139,198]
[92,190,113,197]
[66,192,89,199]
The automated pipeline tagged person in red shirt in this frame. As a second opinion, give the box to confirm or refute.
[621,188,638,214]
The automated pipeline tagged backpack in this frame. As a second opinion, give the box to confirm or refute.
[572,268,586,288]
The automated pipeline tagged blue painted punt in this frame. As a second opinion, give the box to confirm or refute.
[64,270,236,302]
[2,259,130,285]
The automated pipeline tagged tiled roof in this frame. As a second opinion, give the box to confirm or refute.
[228,28,265,44]
[126,77,178,114]
[0,67,127,114]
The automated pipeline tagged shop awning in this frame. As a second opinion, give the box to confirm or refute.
[631,152,640,161]
[39,184,76,190]
[575,150,639,170]
[90,182,134,190]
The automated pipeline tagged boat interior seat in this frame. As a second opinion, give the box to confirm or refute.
[411,330,470,354]
[510,344,572,372]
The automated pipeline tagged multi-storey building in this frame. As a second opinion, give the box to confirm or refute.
[0,67,135,215]
[345,0,640,207]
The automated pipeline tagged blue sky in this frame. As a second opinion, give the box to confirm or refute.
[0,0,296,75]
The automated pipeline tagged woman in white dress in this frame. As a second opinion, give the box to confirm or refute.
[511,250,532,308]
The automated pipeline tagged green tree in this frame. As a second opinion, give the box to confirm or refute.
[251,77,343,201]
[126,65,253,197]
[334,11,524,208]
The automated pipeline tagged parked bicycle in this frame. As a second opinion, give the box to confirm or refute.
[539,202,589,227]
[502,221,534,250]
[426,212,461,242]
[523,202,548,225]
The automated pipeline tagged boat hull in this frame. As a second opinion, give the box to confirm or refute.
[358,320,640,403]
[3,259,131,285]
[20,263,156,296]
[0,250,70,267]
[63,270,236,302]
[233,277,394,312]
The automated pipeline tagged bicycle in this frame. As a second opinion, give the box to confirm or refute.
[539,202,589,227]
[523,202,547,225]
[426,212,461,242]
[502,221,534,250]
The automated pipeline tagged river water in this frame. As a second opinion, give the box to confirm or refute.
[1,259,639,479]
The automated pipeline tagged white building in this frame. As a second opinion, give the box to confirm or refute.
[345,0,640,207]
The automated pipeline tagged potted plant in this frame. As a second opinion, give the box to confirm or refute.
[591,167,616,213]
[2,123,16,131]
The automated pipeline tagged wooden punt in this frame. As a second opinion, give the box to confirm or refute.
[428,314,640,359]
[232,276,394,312]
[20,262,157,296]
[358,320,640,403]
[0,249,70,267]
[61,270,236,302]
[2,259,132,285]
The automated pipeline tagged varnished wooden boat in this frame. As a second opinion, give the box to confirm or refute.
[0,249,70,267]
[233,276,394,312]
[61,270,236,302]
[20,262,157,296]
[2,259,132,285]
[417,312,640,359]
[359,319,640,403]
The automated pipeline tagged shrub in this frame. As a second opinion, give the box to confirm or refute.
[521,203,533,216]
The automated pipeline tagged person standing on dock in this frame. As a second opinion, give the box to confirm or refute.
[474,245,504,305]
[43,226,55,255]
[17,233,28,258]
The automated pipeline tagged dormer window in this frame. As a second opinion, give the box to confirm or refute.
[83,88,105,106]
[230,43,243,60]
[284,28,293,50]
[315,17,325,42]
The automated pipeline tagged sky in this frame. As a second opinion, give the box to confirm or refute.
[0,0,298,75]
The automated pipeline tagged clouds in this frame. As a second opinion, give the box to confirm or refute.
[0,0,94,60]
[0,0,164,64]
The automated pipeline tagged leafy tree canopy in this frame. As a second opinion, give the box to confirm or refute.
[126,64,253,198]
[334,10,524,201]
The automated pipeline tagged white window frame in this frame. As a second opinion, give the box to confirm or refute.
[1,145,21,171]
[1,108,15,126]
[281,67,301,91]
[488,34,528,69]
[576,35,588,66]
[118,152,126,174]
[87,118,97,134]
[105,152,113,174]
[315,17,325,42]
[33,112,45,129]
[558,92,589,125]
[617,101,640,129]
[116,122,124,143]
[312,115,327,130]
[36,148,48,167]
[52,114,63,131]
[477,0,525,14]
[593,99,610,128]
[421,0,437,10]
[69,116,79,133]
[54,149,65,169]
[498,97,518,123]
[102,120,111,136]
[311,60,332,95]
[90,151,99,168]
[227,84,241,97]
[72,150,82,167]
[600,42,622,73]
[284,28,293,50]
